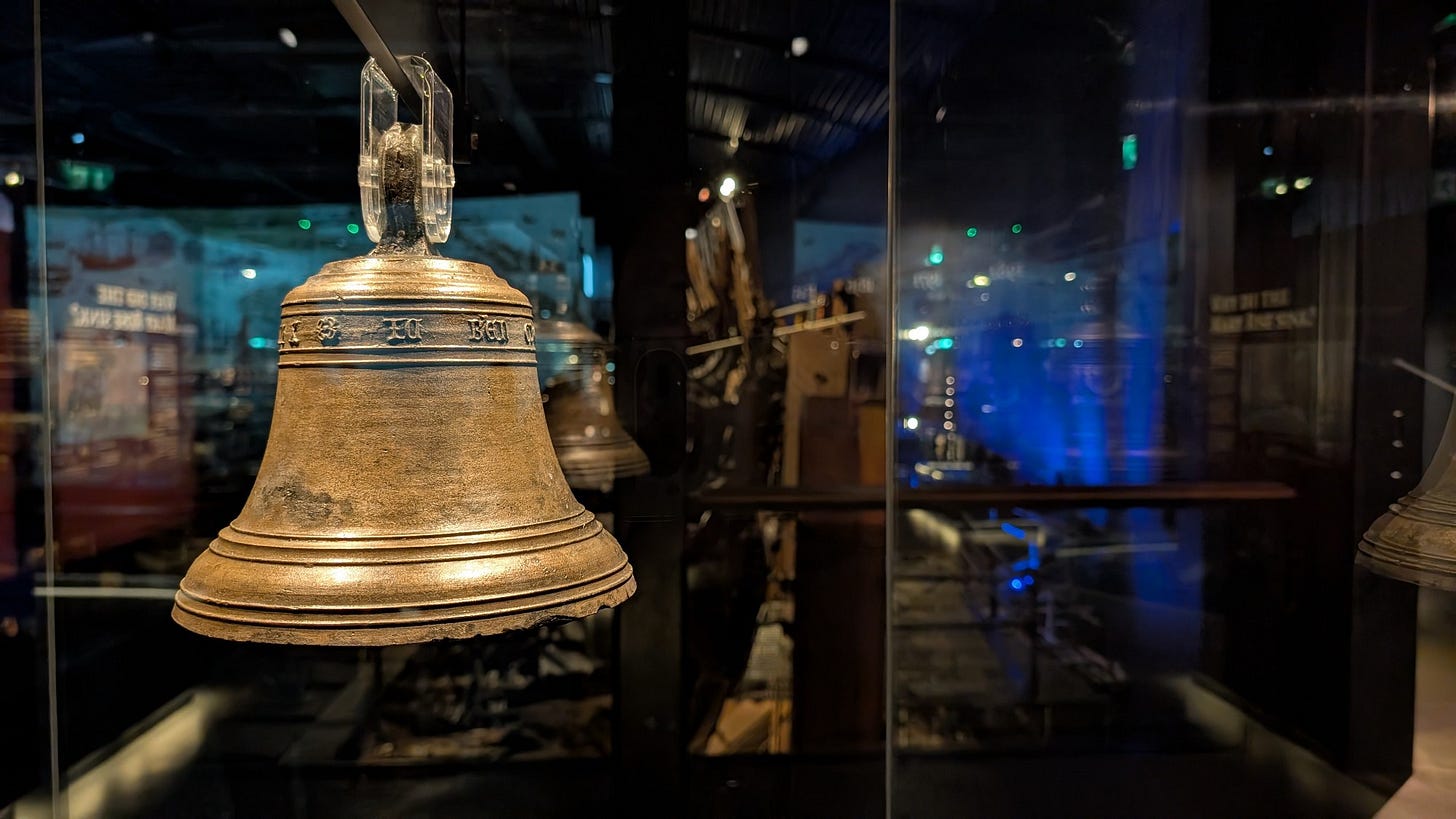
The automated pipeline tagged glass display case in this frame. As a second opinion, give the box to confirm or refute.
[3,0,1455,816]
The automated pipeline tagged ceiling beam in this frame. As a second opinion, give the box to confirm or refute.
[688,81,875,131]
[688,26,886,82]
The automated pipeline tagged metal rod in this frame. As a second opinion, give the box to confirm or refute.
[684,336,745,356]
[684,311,867,356]
[771,302,816,318]
[1393,357,1456,396]
[332,0,422,118]
[770,310,866,337]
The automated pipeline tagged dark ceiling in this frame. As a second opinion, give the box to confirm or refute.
[0,0,976,213]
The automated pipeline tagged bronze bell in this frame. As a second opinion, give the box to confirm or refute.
[538,320,650,491]
[1359,412,1456,590]
[172,57,634,645]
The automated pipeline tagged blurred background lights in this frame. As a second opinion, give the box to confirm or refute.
[718,175,738,197]
[71,132,85,145]
[278,27,298,48]
[907,325,931,341]
[1064,271,1077,281]
[240,268,257,279]
[3,171,21,186]
[973,274,991,287]
[790,36,809,56]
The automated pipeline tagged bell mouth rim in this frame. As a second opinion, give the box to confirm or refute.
[1356,544,1456,591]
[557,456,651,479]
[173,565,635,646]
[552,437,651,453]
[178,549,631,614]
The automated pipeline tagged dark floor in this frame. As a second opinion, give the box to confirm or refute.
[5,590,1393,818]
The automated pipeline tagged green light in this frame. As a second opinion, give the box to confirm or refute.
[927,244,944,265]
[936,337,954,349]
[1055,337,1067,348]
[347,223,360,235]
[1011,223,1023,234]
[297,218,312,230]
[1122,134,1138,170]
[965,227,978,238]
[1438,12,1456,33]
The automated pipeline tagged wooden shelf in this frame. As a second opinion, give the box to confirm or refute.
[694,481,1296,512]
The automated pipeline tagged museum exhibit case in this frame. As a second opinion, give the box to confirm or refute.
[3,0,1456,816]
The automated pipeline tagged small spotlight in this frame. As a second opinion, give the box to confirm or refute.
[1294,176,1313,190]
[719,176,738,198]
[1274,182,1289,195]
[907,325,931,342]
[1262,145,1274,156]
[346,223,360,234]
[278,28,298,48]
[240,268,257,279]
[70,132,85,145]
[972,274,991,287]
[685,228,699,240]
[904,417,919,430]
[790,36,809,57]
[1064,271,1077,282]
[297,218,311,230]
[1012,338,1023,348]
[3,171,21,187]
[1011,223,1023,234]
[697,187,711,202]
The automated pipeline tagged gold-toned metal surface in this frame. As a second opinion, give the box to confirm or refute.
[539,321,650,491]
[172,254,635,644]
[1359,412,1456,590]
[173,57,633,644]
